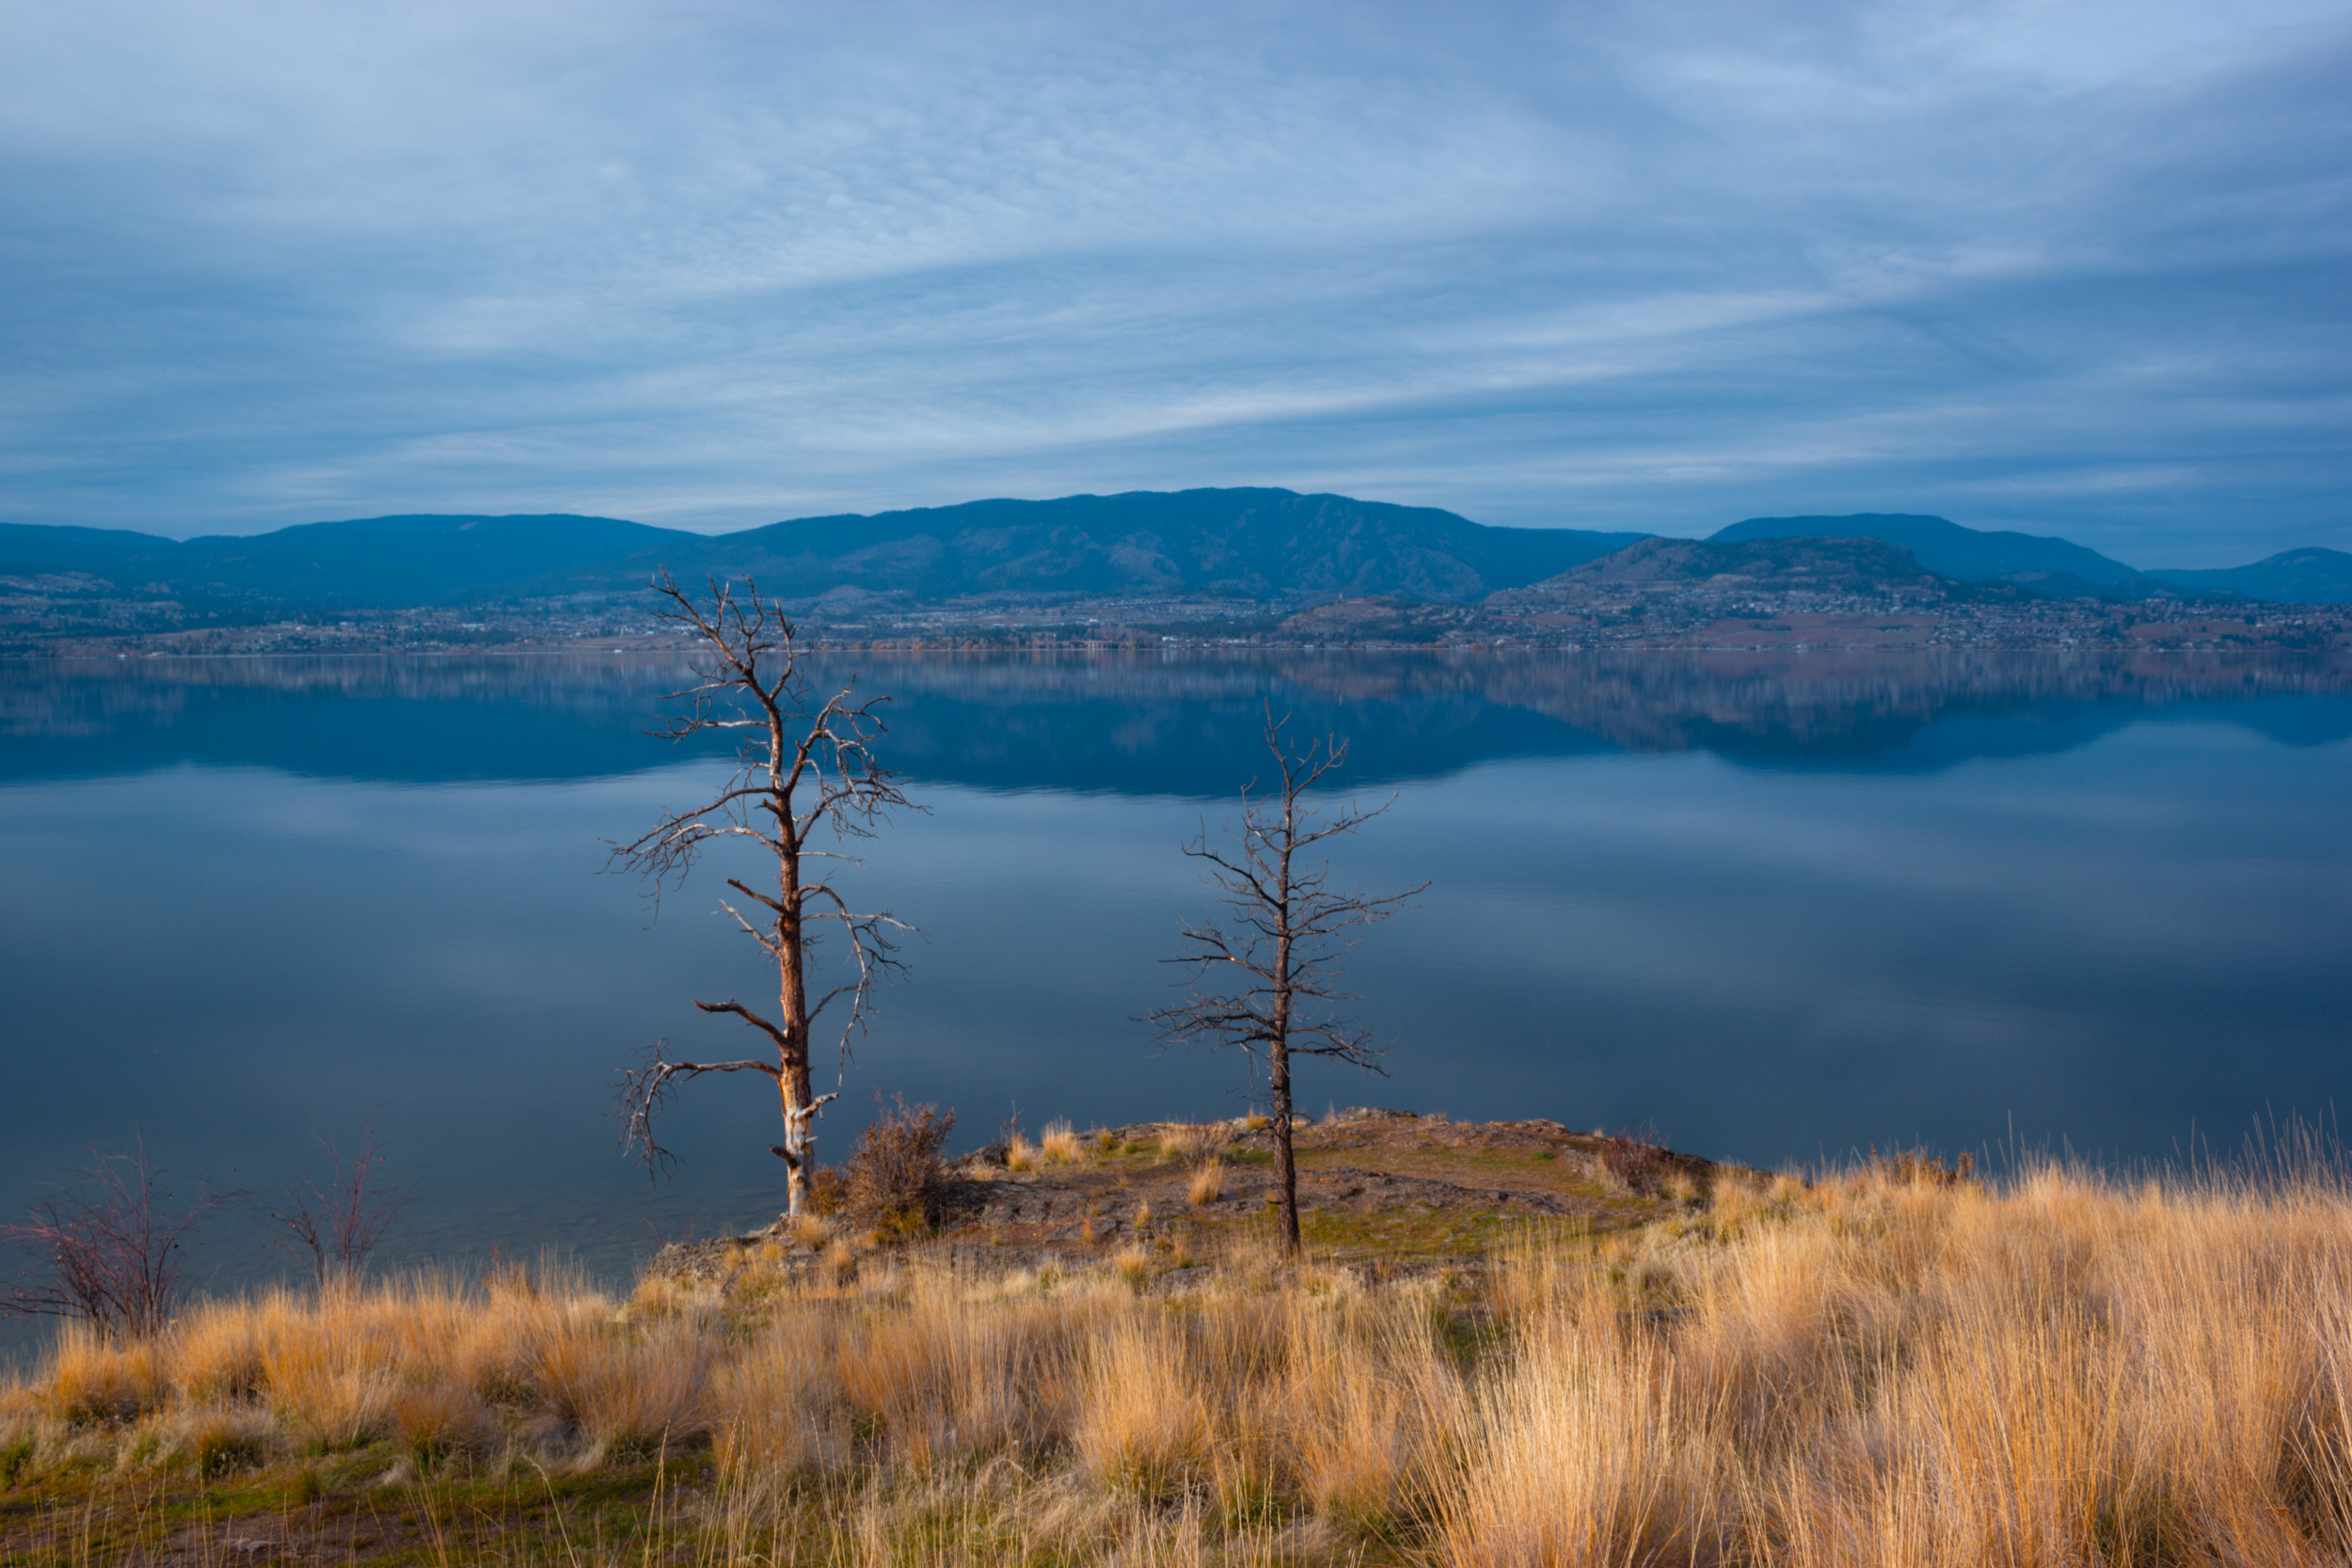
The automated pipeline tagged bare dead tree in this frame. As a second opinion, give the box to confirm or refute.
[612,571,918,1217]
[1150,707,1425,1258]
[0,1142,246,1338]
[267,1124,416,1289]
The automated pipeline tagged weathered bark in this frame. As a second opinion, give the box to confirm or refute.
[1269,1036,1300,1258]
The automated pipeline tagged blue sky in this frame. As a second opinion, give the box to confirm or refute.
[1,0,2345,564]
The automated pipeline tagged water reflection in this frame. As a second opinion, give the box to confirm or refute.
[1,651,2348,1361]
[8,649,2351,788]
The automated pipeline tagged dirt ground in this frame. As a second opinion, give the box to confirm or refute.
[647,1107,1724,1287]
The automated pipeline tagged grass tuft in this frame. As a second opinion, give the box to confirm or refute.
[1188,1160,1226,1207]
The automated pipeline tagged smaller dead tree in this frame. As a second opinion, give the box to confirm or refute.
[267,1125,416,1289]
[1151,708,1424,1258]
[612,571,917,1218]
[0,1143,246,1338]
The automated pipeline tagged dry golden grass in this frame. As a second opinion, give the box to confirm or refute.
[1158,1120,1233,1164]
[8,1162,2352,1566]
[1039,1119,1086,1166]
[36,1323,166,1424]
[1189,1159,1226,1207]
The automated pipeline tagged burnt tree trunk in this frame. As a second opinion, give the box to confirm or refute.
[1151,706,1422,1260]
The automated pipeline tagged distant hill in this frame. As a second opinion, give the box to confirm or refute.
[0,522,188,577]
[0,515,690,609]
[2,492,1649,610]
[1709,514,2151,592]
[561,489,1650,605]
[7,498,2343,615]
[2147,548,2352,606]
[1520,535,1958,596]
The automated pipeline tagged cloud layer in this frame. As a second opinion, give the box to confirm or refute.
[2,0,2346,562]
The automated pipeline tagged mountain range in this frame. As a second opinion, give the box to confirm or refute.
[3,489,2346,610]
[0,491,1646,612]
[1708,514,2352,604]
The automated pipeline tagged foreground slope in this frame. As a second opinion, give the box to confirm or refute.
[5,1115,2346,1566]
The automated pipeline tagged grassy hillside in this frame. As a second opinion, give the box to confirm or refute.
[4,1116,2348,1565]
[1710,513,2149,588]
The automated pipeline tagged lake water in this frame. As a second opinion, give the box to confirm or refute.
[4,649,2350,1338]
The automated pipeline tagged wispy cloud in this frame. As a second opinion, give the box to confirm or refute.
[0,0,2344,562]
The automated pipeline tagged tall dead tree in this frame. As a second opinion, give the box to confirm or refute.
[612,572,915,1218]
[1152,708,1424,1258]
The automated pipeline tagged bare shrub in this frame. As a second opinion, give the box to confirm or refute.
[1,1144,245,1338]
[842,1096,957,1239]
[804,1165,850,1215]
[266,1125,415,1289]
[1598,1128,1672,1195]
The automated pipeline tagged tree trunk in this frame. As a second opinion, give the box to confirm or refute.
[1270,1039,1299,1258]
[777,813,814,1215]
[1271,834,1300,1257]
[778,1068,815,1216]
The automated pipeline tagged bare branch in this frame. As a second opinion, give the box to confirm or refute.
[613,1037,787,1180]
[692,998,794,1054]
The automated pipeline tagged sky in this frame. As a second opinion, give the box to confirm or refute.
[1,1,2346,565]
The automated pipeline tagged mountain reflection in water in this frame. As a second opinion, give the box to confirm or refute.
[1,649,2347,1348]
[8,648,2351,787]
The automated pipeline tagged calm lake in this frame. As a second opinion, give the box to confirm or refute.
[4,649,2350,1335]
